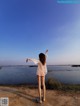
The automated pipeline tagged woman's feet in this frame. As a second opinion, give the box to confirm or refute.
[39,100,42,104]
[42,97,45,102]
[36,97,45,103]
[43,98,45,102]
[36,98,42,104]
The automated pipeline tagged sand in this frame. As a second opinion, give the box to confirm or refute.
[0,85,80,106]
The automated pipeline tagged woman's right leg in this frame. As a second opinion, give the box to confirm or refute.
[41,76,46,101]
[37,75,42,103]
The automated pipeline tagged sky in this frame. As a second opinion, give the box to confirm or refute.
[0,0,80,65]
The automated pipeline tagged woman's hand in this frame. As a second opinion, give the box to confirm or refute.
[26,58,31,62]
[45,49,48,53]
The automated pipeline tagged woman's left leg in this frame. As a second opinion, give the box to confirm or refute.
[41,76,46,101]
[37,75,42,103]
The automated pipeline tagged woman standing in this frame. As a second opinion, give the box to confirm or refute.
[26,50,48,103]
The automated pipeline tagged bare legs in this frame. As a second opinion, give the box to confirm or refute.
[37,76,42,103]
[37,75,46,103]
[41,76,46,101]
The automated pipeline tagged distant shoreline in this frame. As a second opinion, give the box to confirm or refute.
[0,64,80,68]
[0,66,2,69]
[71,65,80,67]
[1,64,80,67]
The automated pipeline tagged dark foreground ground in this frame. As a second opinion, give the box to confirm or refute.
[0,85,80,106]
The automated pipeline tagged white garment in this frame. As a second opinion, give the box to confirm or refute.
[28,53,48,76]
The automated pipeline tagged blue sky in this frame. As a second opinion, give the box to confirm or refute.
[0,0,80,65]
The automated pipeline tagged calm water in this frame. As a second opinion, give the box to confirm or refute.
[0,65,80,85]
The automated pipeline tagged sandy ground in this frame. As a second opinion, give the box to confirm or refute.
[0,86,80,106]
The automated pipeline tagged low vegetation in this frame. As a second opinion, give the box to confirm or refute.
[46,78,80,92]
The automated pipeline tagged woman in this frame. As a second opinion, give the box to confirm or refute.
[26,49,48,103]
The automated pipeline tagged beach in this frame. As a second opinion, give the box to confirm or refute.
[0,85,80,106]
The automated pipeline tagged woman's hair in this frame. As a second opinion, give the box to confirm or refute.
[39,53,46,65]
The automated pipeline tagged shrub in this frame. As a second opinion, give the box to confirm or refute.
[46,78,62,90]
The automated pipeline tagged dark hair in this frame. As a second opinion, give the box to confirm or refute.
[39,53,46,65]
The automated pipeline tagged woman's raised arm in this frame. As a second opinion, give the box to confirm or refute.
[45,49,48,57]
[26,58,39,64]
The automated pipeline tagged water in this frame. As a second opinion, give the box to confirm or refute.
[0,65,80,85]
